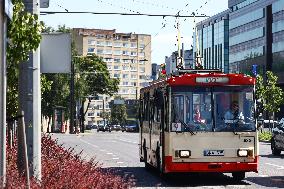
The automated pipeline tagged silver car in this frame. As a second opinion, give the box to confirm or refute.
[271,118,284,155]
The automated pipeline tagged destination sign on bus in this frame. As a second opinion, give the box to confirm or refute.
[196,77,229,84]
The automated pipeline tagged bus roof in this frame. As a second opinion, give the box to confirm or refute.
[141,72,255,92]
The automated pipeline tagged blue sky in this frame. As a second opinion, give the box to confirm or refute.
[40,0,228,64]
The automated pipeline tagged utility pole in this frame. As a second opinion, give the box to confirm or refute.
[0,0,9,186]
[19,0,41,180]
[70,58,75,133]
[103,97,105,126]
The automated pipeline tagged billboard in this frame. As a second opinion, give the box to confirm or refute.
[40,33,71,73]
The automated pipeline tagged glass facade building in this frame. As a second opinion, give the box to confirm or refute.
[229,0,284,85]
[229,0,284,117]
[193,10,230,73]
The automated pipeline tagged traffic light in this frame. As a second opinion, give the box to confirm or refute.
[160,63,166,75]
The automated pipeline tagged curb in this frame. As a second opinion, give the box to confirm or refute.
[259,140,271,143]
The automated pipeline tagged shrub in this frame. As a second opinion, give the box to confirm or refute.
[4,134,134,188]
[259,131,272,141]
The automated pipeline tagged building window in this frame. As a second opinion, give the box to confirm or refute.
[139,52,145,57]
[123,43,129,48]
[114,65,120,70]
[123,81,128,86]
[96,34,105,39]
[104,58,112,62]
[104,49,112,55]
[131,67,137,71]
[123,59,129,63]
[131,74,137,79]
[114,58,120,63]
[97,41,105,46]
[139,75,145,79]
[88,39,96,45]
[88,48,95,53]
[130,52,137,56]
[130,82,137,86]
[131,43,137,48]
[139,44,145,49]
[114,42,122,47]
[97,49,103,54]
[105,41,112,46]
[131,59,137,63]
[123,51,129,55]
[114,73,120,78]
[122,74,128,78]
[88,113,94,116]
[139,67,145,73]
[122,66,129,71]
[114,50,122,55]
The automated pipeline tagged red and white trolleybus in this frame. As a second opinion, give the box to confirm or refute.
[139,70,258,181]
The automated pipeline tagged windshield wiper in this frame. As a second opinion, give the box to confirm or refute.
[179,118,195,135]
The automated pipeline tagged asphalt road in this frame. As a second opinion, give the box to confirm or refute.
[51,130,284,188]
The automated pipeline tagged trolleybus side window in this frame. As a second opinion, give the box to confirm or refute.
[143,92,150,121]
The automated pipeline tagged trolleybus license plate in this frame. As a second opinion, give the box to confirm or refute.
[204,150,224,156]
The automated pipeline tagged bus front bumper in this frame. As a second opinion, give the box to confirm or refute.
[164,156,258,173]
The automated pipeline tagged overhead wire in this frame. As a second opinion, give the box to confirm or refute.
[96,0,141,14]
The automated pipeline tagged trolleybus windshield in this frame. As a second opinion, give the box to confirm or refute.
[171,86,256,132]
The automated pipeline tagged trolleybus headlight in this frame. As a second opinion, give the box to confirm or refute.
[179,150,191,158]
[237,149,248,157]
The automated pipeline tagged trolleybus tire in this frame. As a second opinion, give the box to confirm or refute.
[232,172,245,181]
[271,138,281,156]
[143,144,151,170]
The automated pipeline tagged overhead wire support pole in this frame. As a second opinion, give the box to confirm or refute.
[40,11,210,18]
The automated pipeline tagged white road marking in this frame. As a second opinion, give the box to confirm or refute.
[112,157,119,160]
[259,174,269,177]
[119,138,138,144]
[107,152,113,155]
[100,149,106,152]
[79,139,98,148]
[117,161,124,164]
[266,163,284,170]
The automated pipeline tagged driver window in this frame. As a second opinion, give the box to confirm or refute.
[171,95,184,122]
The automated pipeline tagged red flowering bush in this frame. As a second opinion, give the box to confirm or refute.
[3,135,134,189]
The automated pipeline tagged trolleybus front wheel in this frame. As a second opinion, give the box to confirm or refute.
[143,144,151,170]
[232,172,245,181]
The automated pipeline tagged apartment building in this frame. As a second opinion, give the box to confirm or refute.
[72,28,152,126]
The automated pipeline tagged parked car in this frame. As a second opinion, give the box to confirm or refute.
[271,118,284,155]
[92,124,97,129]
[97,124,111,132]
[85,124,93,130]
[109,124,121,131]
[122,120,138,132]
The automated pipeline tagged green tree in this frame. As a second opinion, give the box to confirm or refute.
[256,71,284,126]
[74,55,119,132]
[7,0,44,117]
[110,97,127,125]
